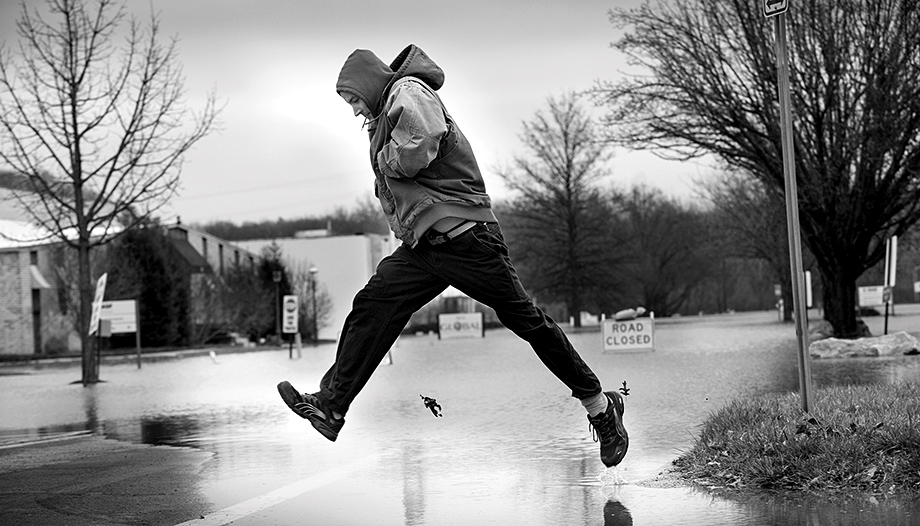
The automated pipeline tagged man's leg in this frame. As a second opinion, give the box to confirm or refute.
[318,245,447,416]
[434,223,600,399]
[435,222,628,466]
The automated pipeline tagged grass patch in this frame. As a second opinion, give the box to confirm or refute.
[673,382,920,496]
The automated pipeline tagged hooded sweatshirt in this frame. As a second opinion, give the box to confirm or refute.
[336,44,496,247]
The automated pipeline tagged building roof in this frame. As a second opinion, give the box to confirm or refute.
[0,219,54,249]
[168,236,212,273]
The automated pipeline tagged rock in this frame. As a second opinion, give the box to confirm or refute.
[808,320,835,342]
[807,319,871,342]
[809,331,920,359]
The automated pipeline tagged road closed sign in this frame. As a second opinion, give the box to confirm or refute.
[603,316,654,352]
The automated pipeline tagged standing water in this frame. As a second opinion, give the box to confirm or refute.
[1,309,919,525]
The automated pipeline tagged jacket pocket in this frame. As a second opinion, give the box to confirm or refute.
[385,176,434,226]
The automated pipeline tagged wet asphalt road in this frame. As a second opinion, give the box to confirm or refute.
[2,309,920,525]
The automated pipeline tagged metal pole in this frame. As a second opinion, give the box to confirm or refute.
[311,278,318,344]
[275,282,281,346]
[135,301,142,369]
[774,13,813,412]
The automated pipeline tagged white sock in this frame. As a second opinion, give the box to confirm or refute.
[581,392,609,417]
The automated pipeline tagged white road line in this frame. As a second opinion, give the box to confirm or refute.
[174,457,377,526]
[0,430,93,450]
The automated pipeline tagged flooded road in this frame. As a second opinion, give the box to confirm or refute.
[2,309,919,525]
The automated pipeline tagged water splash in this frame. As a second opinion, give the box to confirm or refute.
[598,465,629,486]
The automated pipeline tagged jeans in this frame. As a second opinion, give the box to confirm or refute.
[318,222,602,415]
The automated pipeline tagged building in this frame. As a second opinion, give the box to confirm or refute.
[237,234,397,341]
[167,222,257,275]
[0,219,60,355]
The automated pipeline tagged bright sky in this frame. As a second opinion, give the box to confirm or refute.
[0,0,711,225]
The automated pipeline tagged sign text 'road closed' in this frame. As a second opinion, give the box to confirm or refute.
[602,317,654,351]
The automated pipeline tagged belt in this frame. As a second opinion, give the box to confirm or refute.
[425,220,478,245]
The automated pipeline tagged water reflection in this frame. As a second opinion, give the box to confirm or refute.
[603,500,633,526]
[402,443,427,526]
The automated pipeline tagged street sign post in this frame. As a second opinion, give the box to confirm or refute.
[768,1,813,412]
[88,273,108,336]
[282,295,299,334]
[99,299,143,368]
[282,295,299,358]
[884,236,898,334]
[281,294,300,358]
[764,0,788,17]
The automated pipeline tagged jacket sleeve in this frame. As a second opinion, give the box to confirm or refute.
[376,81,448,179]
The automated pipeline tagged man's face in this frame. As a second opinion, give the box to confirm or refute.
[340,93,371,119]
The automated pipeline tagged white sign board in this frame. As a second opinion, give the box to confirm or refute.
[88,273,108,335]
[858,285,886,308]
[282,295,299,334]
[603,317,654,352]
[885,236,898,287]
[99,300,138,333]
[438,312,484,339]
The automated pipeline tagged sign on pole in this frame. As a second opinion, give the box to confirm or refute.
[602,315,655,352]
[884,236,898,288]
[99,300,138,333]
[804,271,813,308]
[88,273,108,336]
[858,286,886,308]
[282,295,299,334]
[763,0,788,18]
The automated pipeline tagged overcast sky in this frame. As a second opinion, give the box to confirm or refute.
[0,0,712,226]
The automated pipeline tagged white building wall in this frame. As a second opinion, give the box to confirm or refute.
[237,235,397,341]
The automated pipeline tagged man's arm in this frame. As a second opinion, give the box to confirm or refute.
[376,81,448,178]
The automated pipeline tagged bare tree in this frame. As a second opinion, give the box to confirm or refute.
[595,0,920,337]
[0,0,219,382]
[287,261,333,342]
[497,93,624,324]
[701,171,798,319]
[617,186,716,316]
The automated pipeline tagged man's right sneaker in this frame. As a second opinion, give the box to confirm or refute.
[587,391,628,467]
[277,381,344,442]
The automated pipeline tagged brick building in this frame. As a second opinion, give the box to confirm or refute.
[0,220,58,355]
[1,168,257,354]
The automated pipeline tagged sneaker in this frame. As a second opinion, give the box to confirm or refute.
[587,391,628,467]
[277,381,344,442]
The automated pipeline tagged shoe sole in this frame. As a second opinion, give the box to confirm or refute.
[604,391,629,467]
[277,381,339,442]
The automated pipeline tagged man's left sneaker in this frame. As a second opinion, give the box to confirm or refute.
[588,391,629,467]
[277,381,344,442]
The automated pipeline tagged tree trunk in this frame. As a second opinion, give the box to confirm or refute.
[820,268,860,338]
[79,239,98,385]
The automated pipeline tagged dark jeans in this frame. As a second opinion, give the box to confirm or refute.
[318,222,602,415]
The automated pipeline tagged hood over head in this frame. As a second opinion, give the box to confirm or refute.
[336,49,394,118]
[388,44,444,91]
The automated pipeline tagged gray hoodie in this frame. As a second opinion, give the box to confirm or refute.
[336,44,496,247]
